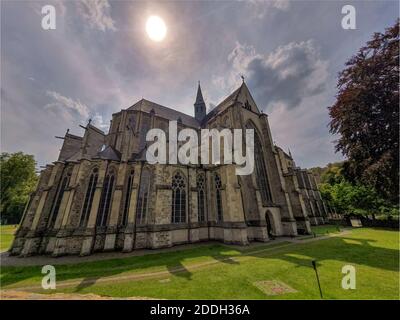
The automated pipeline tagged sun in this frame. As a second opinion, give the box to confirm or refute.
[146,16,167,42]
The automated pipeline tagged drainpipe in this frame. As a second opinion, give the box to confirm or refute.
[187,166,191,243]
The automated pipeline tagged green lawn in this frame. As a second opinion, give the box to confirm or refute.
[1,228,398,299]
[311,224,342,235]
[0,225,17,252]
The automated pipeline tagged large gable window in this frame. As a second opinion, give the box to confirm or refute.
[246,122,273,204]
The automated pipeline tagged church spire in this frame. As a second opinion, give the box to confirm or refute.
[195,81,205,104]
[194,81,206,122]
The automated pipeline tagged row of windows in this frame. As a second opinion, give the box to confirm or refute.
[69,169,225,229]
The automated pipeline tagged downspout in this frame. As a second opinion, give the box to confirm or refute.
[187,166,191,243]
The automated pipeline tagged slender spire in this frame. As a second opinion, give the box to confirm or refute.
[195,81,205,104]
[194,81,206,122]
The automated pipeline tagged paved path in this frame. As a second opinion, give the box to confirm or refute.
[0,290,156,300]
[1,229,352,293]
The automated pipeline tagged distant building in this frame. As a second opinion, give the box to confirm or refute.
[11,82,328,257]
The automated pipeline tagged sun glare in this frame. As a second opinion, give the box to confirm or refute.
[146,16,167,42]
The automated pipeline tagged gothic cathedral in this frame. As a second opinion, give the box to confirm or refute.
[11,82,329,257]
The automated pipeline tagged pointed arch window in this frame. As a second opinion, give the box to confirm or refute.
[48,170,72,228]
[197,173,206,222]
[246,122,273,204]
[171,172,186,223]
[121,170,134,226]
[136,169,151,225]
[80,168,99,227]
[215,173,223,222]
[96,170,115,227]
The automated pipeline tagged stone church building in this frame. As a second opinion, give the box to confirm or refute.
[11,82,329,257]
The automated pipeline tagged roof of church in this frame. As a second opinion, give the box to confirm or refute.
[275,145,293,160]
[126,82,249,127]
[128,99,200,128]
[202,82,245,124]
[96,145,121,161]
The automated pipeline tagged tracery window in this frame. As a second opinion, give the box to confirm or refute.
[171,171,186,223]
[48,170,72,228]
[121,170,134,226]
[136,169,151,224]
[215,173,223,222]
[96,170,115,227]
[197,173,206,222]
[247,122,273,204]
[80,168,99,227]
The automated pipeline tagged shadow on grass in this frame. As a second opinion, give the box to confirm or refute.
[248,234,399,274]
[0,244,234,289]
[75,276,101,292]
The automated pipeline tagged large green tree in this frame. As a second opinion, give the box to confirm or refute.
[317,162,397,217]
[0,152,38,224]
[329,21,399,203]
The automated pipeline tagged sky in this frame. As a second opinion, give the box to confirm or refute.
[1,0,398,169]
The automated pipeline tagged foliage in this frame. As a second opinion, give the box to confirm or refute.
[0,225,18,252]
[0,152,38,224]
[318,163,398,217]
[328,21,399,203]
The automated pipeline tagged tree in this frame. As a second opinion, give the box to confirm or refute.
[0,152,38,224]
[329,21,399,203]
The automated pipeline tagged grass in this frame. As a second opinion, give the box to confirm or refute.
[311,224,342,235]
[1,227,398,299]
[0,225,17,252]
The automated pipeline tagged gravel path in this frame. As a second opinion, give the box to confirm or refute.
[0,290,156,300]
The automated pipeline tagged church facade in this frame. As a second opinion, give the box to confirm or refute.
[10,82,329,257]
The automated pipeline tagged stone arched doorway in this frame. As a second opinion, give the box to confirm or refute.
[265,210,275,239]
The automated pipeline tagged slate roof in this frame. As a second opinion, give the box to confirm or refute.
[128,99,200,128]
[126,83,248,128]
[202,83,244,124]
[96,145,121,161]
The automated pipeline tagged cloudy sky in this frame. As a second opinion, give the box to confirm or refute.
[1,0,398,169]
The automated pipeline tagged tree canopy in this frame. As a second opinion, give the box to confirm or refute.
[328,21,399,203]
[317,162,398,217]
[0,152,38,224]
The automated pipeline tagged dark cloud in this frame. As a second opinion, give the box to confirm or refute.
[227,40,329,111]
